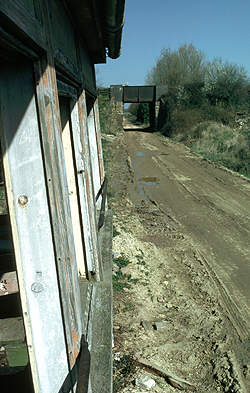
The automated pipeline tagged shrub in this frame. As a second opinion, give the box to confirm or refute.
[184,122,250,177]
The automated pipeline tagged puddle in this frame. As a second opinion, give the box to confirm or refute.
[136,152,144,157]
[138,177,158,186]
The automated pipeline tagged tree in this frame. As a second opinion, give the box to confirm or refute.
[204,58,249,108]
[146,44,206,89]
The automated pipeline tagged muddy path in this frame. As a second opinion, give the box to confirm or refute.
[126,131,250,339]
[108,126,250,393]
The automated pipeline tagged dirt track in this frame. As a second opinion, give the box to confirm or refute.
[109,125,250,392]
[126,130,250,338]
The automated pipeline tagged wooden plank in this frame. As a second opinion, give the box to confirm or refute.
[0,0,46,52]
[0,59,69,393]
[87,282,113,393]
[87,105,101,207]
[93,99,105,184]
[70,96,96,275]
[87,210,113,392]
[78,90,103,281]
[60,96,87,278]
[34,57,83,372]
[35,0,84,371]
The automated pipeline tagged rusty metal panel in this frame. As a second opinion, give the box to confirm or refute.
[123,86,139,103]
[0,59,69,393]
[139,86,155,102]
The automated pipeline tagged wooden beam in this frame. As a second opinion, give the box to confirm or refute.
[0,0,46,52]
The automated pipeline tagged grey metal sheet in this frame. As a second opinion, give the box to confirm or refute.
[139,86,155,102]
[123,86,139,103]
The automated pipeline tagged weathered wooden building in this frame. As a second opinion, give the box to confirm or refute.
[0,1,125,392]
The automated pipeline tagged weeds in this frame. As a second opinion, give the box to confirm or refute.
[112,255,139,291]
[113,354,135,393]
[113,227,120,237]
[178,122,250,177]
[114,254,131,269]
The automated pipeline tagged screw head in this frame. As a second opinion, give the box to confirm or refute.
[18,195,29,207]
[31,282,44,293]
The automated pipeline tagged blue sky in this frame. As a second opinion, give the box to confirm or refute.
[96,0,250,87]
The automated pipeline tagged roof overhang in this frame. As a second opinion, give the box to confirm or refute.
[66,0,125,64]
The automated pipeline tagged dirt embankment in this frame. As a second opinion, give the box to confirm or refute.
[103,124,250,393]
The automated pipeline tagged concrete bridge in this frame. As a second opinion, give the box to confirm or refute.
[110,84,168,129]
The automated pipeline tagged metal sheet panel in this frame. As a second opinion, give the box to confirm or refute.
[0,60,69,393]
[139,86,155,102]
[123,86,139,103]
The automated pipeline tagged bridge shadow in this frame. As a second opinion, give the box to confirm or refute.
[123,127,154,133]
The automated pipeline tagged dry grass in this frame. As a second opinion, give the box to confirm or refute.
[176,121,250,177]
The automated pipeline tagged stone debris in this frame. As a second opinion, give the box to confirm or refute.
[153,321,168,330]
[135,375,156,390]
[140,320,152,331]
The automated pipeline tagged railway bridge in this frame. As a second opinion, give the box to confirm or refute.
[110,84,168,129]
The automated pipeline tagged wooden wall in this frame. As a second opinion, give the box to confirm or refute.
[0,0,106,392]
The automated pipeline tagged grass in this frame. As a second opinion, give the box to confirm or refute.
[114,254,131,269]
[112,255,139,291]
[176,121,250,177]
[113,354,135,393]
[113,227,120,237]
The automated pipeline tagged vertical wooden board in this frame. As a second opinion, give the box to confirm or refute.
[60,97,86,278]
[70,98,96,274]
[93,99,105,183]
[21,0,35,16]
[0,60,69,393]
[50,0,78,69]
[78,91,103,280]
[34,59,83,369]
[87,107,101,206]
[79,43,96,95]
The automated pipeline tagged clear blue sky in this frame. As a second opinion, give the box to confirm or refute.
[96,0,250,87]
